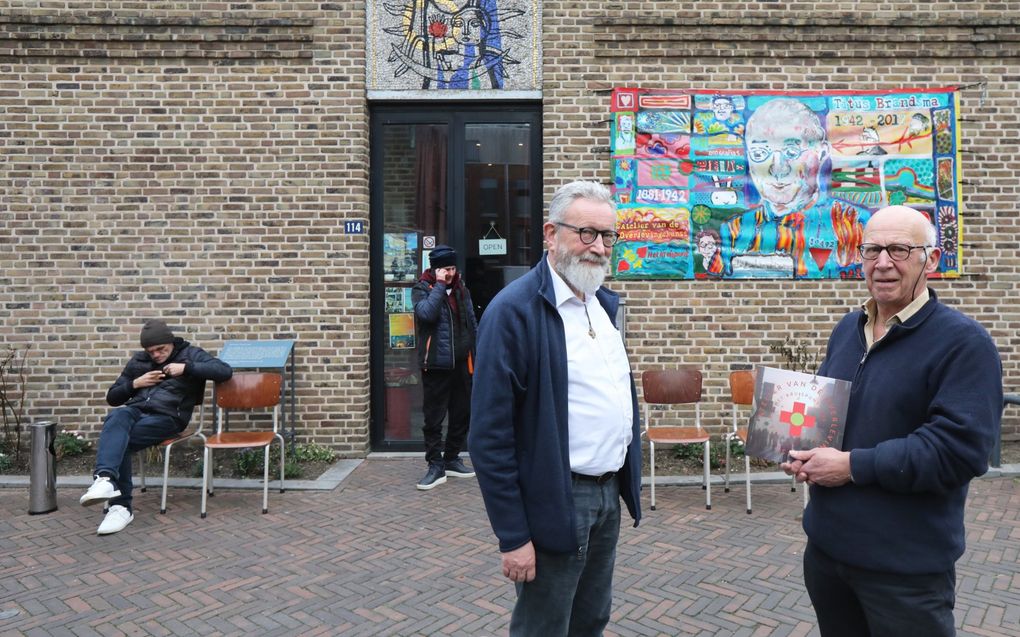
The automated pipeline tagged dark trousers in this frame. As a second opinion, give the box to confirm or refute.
[93,406,180,511]
[509,475,621,637]
[803,542,956,637]
[421,361,471,465]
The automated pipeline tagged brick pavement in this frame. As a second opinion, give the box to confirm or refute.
[1,461,1018,637]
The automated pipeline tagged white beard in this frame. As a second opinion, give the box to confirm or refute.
[554,244,608,297]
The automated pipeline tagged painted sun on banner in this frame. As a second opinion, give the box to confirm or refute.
[610,89,962,279]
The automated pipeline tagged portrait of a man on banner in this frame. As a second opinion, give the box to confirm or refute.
[610,88,961,280]
[721,97,868,279]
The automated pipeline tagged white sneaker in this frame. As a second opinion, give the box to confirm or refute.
[80,476,121,506]
[97,505,133,535]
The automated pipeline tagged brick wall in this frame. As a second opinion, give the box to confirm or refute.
[2,2,1017,454]
[0,2,371,454]
[542,1,1020,437]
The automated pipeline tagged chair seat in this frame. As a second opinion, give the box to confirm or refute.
[647,426,710,444]
[206,431,277,449]
[730,427,748,443]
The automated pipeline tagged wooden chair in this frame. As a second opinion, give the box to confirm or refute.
[723,370,754,514]
[201,372,285,518]
[642,368,710,511]
[138,399,206,514]
[723,369,806,513]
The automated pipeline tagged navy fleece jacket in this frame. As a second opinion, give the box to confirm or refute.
[468,256,642,554]
[804,290,1002,574]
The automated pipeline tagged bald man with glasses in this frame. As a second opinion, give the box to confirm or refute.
[781,205,1002,637]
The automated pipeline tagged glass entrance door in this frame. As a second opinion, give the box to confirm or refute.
[370,104,542,450]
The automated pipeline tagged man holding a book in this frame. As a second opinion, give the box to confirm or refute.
[781,205,1002,637]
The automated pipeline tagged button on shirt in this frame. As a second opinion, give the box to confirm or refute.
[548,260,634,475]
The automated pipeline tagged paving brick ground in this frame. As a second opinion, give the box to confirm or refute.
[1,460,1017,636]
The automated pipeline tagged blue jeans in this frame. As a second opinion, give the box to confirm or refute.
[803,542,956,637]
[509,475,622,637]
[93,406,179,511]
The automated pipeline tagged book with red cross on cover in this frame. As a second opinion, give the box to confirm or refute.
[743,366,851,464]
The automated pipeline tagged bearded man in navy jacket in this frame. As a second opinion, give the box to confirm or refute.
[782,205,1002,637]
[469,181,642,637]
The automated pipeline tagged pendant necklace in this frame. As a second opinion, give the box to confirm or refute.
[583,303,596,339]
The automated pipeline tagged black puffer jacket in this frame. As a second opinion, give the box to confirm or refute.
[412,270,478,371]
[105,337,233,430]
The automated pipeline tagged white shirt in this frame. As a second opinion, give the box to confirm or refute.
[548,259,634,475]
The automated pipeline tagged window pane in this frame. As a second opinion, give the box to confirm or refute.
[380,123,448,442]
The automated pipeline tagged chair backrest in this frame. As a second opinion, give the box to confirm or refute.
[728,369,755,434]
[642,368,703,405]
[729,370,755,406]
[216,372,283,410]
[642,368,703,434]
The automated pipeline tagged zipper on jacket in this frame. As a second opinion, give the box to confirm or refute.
[852,352,867,387]
[853,321,900,386]
[448,304,455,366]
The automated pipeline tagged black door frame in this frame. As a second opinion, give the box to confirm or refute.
[368,102,543,451]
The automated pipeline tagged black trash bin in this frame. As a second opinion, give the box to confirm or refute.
[28,420,58,515]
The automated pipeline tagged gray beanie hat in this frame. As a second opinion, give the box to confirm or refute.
[139,320,175,348]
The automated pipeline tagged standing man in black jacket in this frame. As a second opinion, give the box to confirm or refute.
[411,245,478,490]
[80,320,232,534]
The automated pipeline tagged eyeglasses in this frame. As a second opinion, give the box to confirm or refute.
[555,222,620,247]
[858,243,929,261]
[747,143,808,163]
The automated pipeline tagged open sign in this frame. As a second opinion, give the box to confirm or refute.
[478,238,507,256]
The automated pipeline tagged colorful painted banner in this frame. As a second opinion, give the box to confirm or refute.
[610,89,962,279]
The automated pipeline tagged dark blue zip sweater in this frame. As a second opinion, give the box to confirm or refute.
[804,290,1002,574]
[469,256,642,554]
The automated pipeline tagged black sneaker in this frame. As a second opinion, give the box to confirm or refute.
[444,458,475,478]
[416,464,447,490]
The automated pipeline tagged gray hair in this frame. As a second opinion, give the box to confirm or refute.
[746,98,826,145]
[548,181,614,224]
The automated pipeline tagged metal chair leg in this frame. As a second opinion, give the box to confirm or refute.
[138,452,147,493]
[201,447,210,519]
[703,440,711,510]
[160,441,173,514]
[744,455,752,514]
[650,440,656,511]
[724,436,731,493]
[262,443,270,514]
[277,433,286,493]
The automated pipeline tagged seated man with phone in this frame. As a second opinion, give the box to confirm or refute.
[80,319,232,535]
